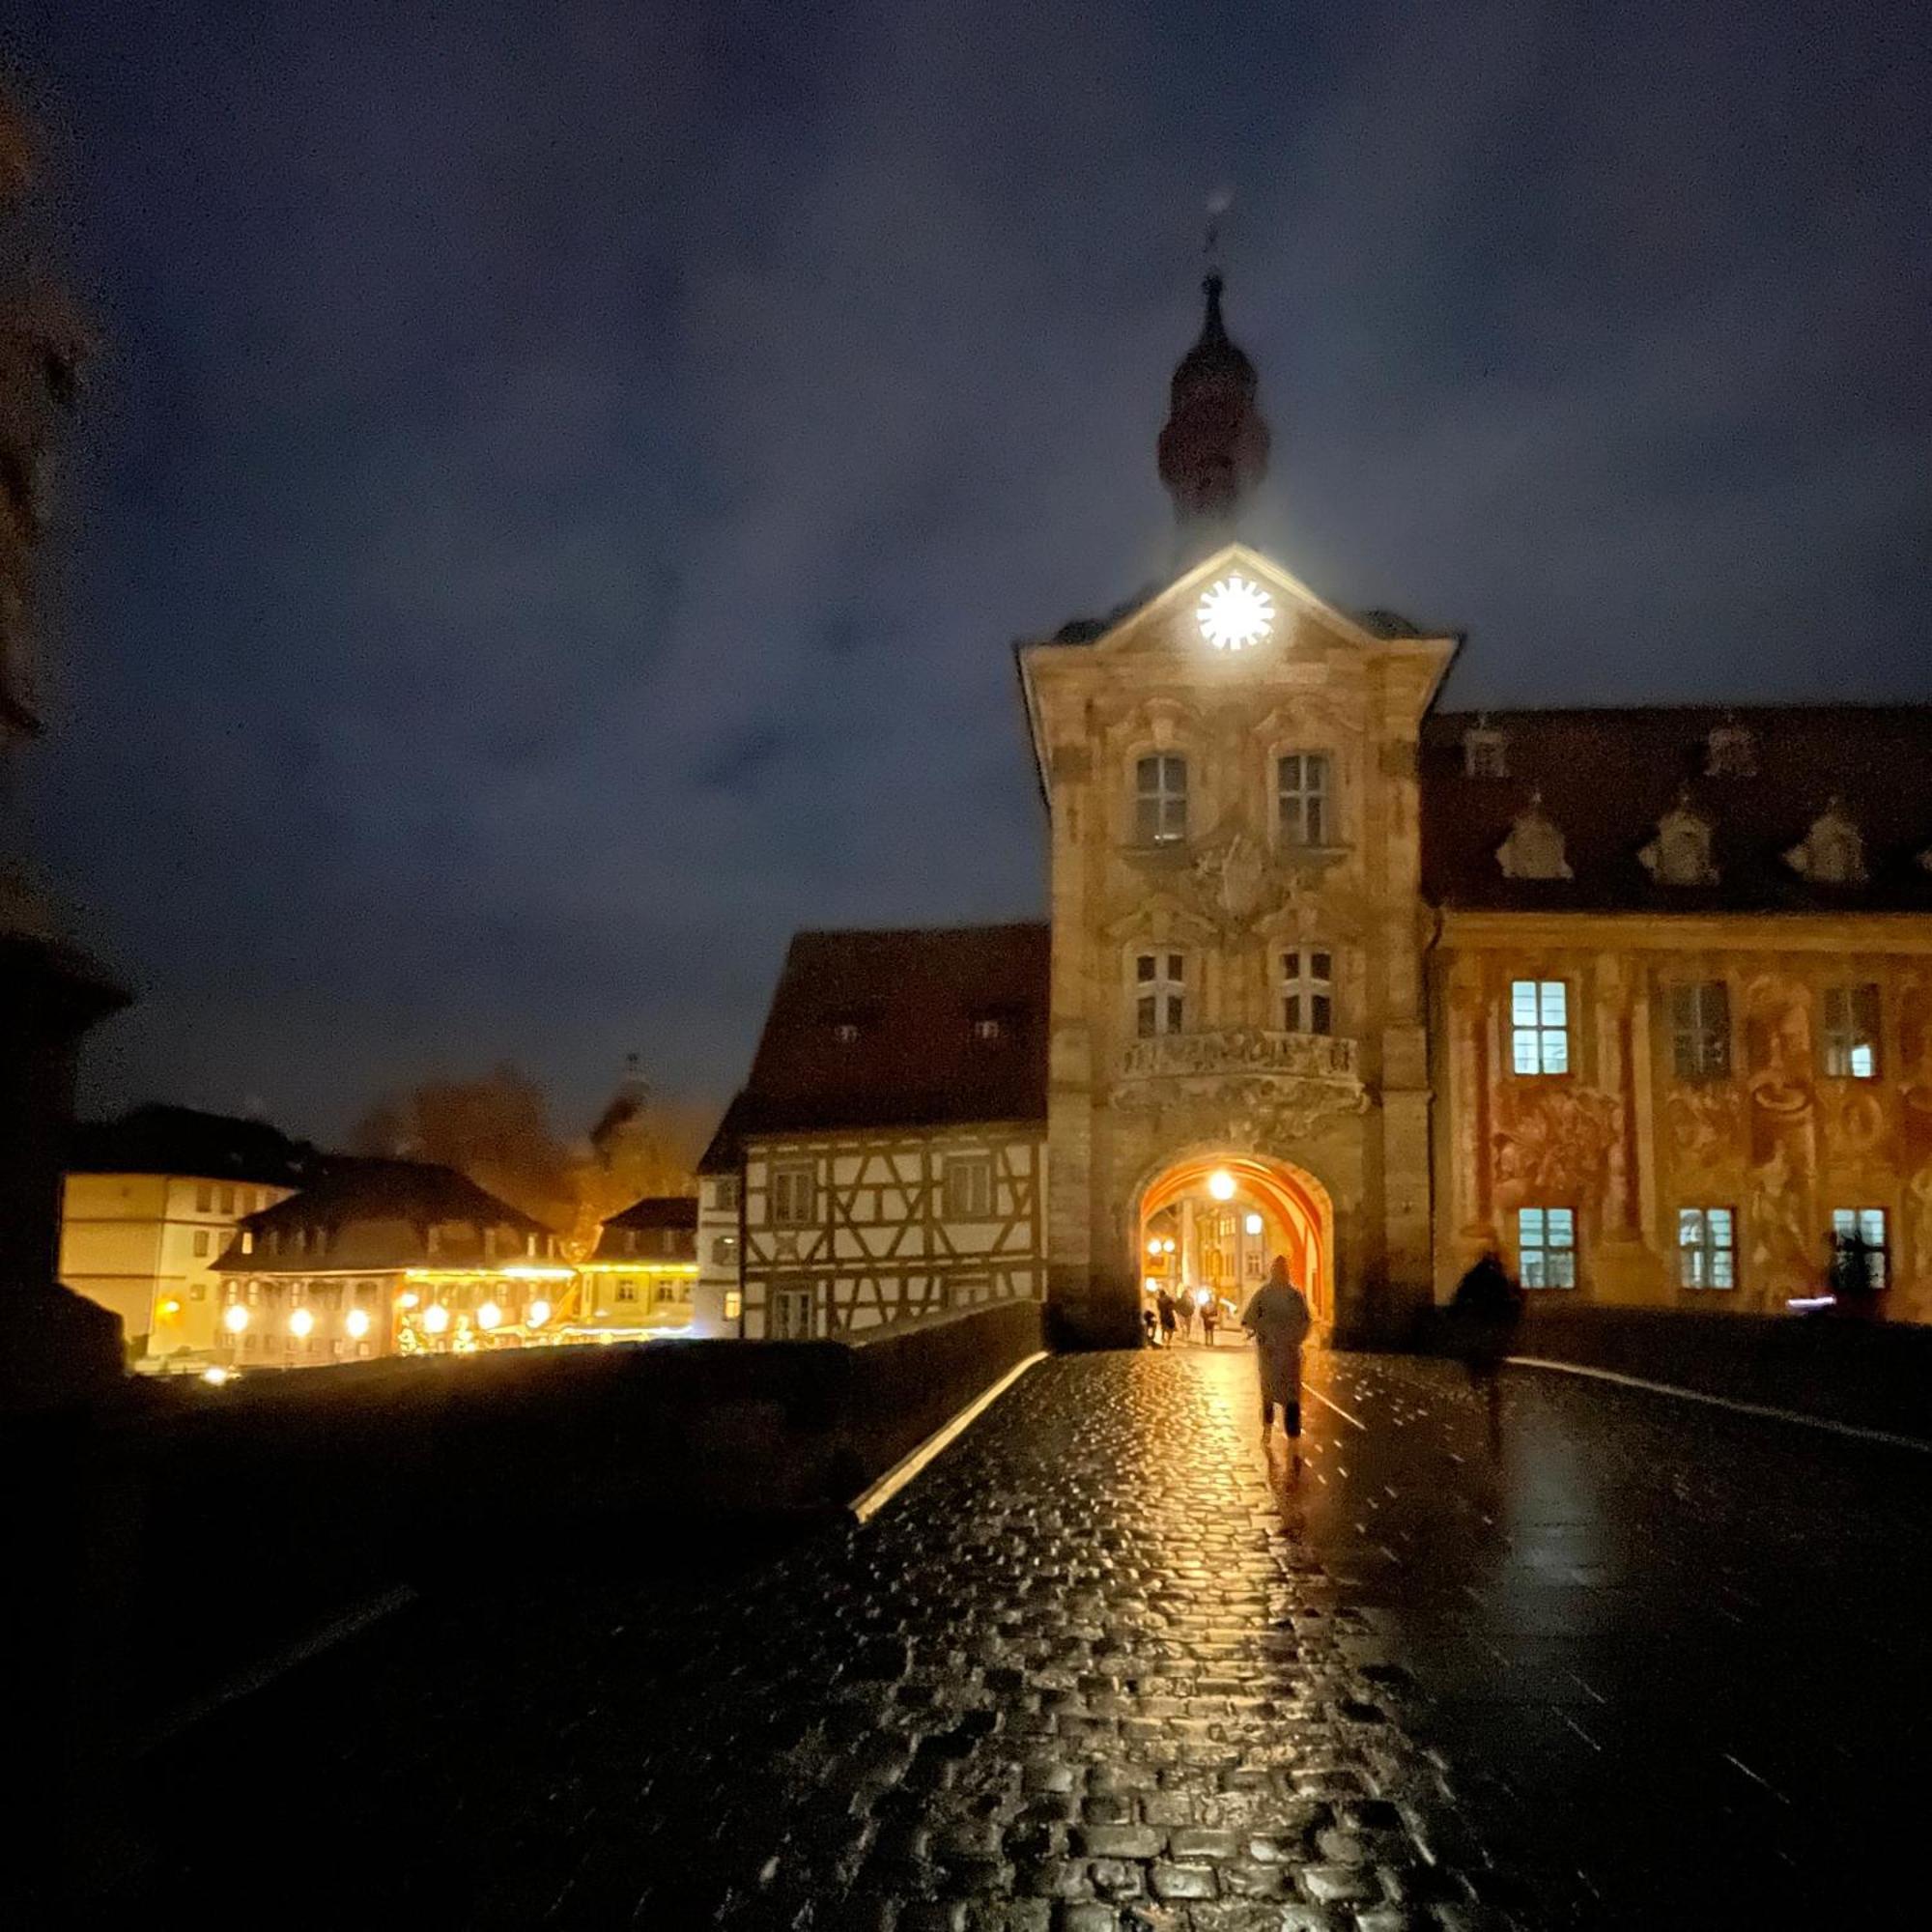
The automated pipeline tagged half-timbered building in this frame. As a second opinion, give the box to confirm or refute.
[696,925,1048,1338]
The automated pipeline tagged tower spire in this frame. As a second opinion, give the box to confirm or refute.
[1156,193,1269,557]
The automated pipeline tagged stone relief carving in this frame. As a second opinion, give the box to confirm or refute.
[1191,830,1266,922]
[1639,790,1719,886]
[1495,790,1573,881]
[1784,798,1867,886]
[1491,1083,1620,1208]
[1742,975,1818,1294]
[1120,1028,1358,1083]
[1112,1071,1369,1158]
[1747,1141,1811,1290]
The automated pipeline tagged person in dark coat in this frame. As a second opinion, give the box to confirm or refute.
[1155,1287,1179,1347]
[1200,1293,1220,1347]
[1449,1248,1523,1447]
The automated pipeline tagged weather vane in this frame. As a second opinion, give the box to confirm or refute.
[1204,186,1234,277]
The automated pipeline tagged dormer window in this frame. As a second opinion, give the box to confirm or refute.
[1785,800,1867,887]
[1640,794,1719,887]
[1495,792,1573,881]
[832,1020,860,1044]
[1463,720,1508,779]
[1705,721,1757,779]
[1135,754,1188,845]
[972,1014,1004,1043]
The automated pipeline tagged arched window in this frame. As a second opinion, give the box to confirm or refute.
[1134,952,1186,1037]
[1280,949,1334,1035]
[1134,754,1188,845]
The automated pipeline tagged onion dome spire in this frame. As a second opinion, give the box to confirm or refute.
[1156,269,1270,549]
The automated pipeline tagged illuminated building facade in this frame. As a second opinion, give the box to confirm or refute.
[697,272,1932,1346]
[211,1158,570,1368]
[58,1106,310,1361]
[571,1194,698,1341]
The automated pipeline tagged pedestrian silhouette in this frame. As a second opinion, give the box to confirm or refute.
[1449,1247,1523,1449]
[1240,1258,1312,1449]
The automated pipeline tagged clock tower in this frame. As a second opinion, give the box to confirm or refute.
[1018,274,1458,1348]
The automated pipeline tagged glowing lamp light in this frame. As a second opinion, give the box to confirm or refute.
[1147,1238,1163,1257]
[223,1304,249,1335]
[1244,1212,1264,1236]
[288,1306,314,1339]
[1162,1237,1176,1254]
[201,1366,230,1386]
[527,1298,552,1327]
[477,1300,502,1331]
[1208,1170,1236,1202]
[422,1303,450,1335]
[398,1291,420,1310]
[158,1297,182,1320]
[345,1308,371,1340]
[1196,574,1274,651]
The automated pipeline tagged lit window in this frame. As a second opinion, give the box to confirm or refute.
[1678,1208,1736,1290]
[1511,980,1570,1075]
[1134,754,1188,845]
[1280,950,1334,1035]
[192,1230,212,1258]
[1277,753,1332,847]
[1831,1208,1889,1291]
[712,1234,739,1267]
[1518,1207,1576,1289]
[945,1155,993,1220]
[724,1290,744,1321]
[615,1280,638,1303]
[1823,985,1882,1079]
[714,1177,741,1213]
[770,1163,816,1227]
[1669,982,1731,1080]
[1134,952,1185,1037]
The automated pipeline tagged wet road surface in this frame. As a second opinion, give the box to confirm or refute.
[143,1349,1932,1927]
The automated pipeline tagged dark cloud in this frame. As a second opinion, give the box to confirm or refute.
[14,0,1931,1142]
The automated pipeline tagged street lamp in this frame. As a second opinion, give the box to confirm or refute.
[1208,1170,1236,1202]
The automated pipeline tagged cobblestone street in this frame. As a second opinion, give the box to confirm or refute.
[147,1348,1932,1928]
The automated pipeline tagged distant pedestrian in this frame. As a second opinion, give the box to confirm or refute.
[1142,1301,1158,1347]
[1177,1292,1197,1344]
[1240,1259,1313,1446]
[1201,1294,1220,1347]
[1449,1248,1523,1446]
[1155,1287,1178,1347]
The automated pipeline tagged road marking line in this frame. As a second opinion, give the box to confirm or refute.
[1508,1355,1932,1455]
[850,1351,1048,1523]
[1305,1382,1368,1432]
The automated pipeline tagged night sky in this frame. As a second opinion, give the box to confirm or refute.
[14,0,1930,1145]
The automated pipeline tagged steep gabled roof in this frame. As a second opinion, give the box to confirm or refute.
[1422,706,1932,914]
[69,1104,318,1187]
[698,922,1050,1168]
[588,1195,697,1263]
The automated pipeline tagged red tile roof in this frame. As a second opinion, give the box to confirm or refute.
[1422,706,1932,914]
[699,923,1049,1168]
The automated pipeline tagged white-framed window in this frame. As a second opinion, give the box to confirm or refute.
[1280,949,1334,1035]
[1134,753,1188,845]
[769,1162,816,1227]
[1277,753,1332,846]
[1678,1208,1736,1290]
[1518,1206,1577,1289]
[712,1176,741,1212]
[1823,985,1881,1079]
[1511,980,1570,1075]
[192,1230,212,1258]
[711,1234,739,1268]
[1134,952,1185,1037]
[944,1154,993,1220]
[1669,981,1731,1080]
[1831,1208,1889,1290]
[614,1280,638,1303]
[770,1284,815,1340]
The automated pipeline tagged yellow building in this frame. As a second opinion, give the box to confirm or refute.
[59,1106,307,1361]
[570,1195,698,1340]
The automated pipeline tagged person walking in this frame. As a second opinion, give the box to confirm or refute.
[1155,1286,1179,1348]
[1448,1247,1523,1448]
[1240,1258,1313,1445]
[1200,1293,1220,1348]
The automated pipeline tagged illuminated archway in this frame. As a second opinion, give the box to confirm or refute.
[1132,1150,1334,1326]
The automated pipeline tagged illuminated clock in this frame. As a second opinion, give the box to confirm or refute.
[1196,574,1274,651]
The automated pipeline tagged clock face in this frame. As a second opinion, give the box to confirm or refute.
[1196,573,1274,651]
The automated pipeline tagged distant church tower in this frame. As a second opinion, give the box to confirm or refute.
[1018,264,1457,1348]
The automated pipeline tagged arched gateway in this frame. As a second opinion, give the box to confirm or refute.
[1136,1151,1334,1329]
